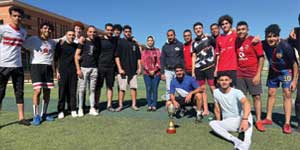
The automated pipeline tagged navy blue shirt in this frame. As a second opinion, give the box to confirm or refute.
[170,75,199,95]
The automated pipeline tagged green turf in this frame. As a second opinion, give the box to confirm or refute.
[1,72,300,150]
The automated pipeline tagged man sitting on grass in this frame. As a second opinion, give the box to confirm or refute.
[209,73,252,150]
[165,64,204,122]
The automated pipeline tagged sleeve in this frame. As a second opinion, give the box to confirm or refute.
[136,44,141,60]
[285,41,297,66]
[213,90,219,103]
[23,36,34,50]
[160,46,166,74]
[253,41,264,57]
[209,37,216,49]
[215,37,220,55]
[141,50,149,72]
[236,89,246,102]
[169,79,176,94]
[77,43,84,50]
[192,42,196,53]
[191,77,200,89]
[155,49,161,70]
[180,43,185,67]
[114,40,121,57]
[54,42,61,62]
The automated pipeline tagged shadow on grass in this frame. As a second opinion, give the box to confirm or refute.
[260,112,298,128]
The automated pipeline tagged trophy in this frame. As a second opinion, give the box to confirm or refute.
[166,103,176,134]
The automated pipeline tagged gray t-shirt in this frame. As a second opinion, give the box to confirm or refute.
[213,88,245,119]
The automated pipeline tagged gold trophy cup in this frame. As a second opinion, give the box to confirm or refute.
[166,103,176,134]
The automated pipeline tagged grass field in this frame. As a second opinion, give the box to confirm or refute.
[1,71,300,150]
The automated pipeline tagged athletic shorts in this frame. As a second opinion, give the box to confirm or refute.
[96,67,115,89]
[117,74,137,91]
[267,69,292,88]
[236,77,262,95]
[31,64,54,89]
[195,67,215,86]
[175,95,195,107]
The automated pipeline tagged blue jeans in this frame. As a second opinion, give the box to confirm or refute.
[143,75,160,107]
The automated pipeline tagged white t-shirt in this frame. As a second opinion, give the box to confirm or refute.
[213,88,245,119]
[0,24,27,67]
[23,36,57,65]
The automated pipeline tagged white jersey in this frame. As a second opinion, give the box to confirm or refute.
[0,24,27,67]
[23,36,57,65]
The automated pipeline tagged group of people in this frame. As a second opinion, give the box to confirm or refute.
[1,6,300,150]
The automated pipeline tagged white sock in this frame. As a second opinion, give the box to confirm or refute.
[33,105,39,116]
[197,110,202,116]
[40,100,48,117]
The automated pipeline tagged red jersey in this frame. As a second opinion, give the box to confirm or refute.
[236,36,264,78]
[215,31,237,71]
[183,41,193,73]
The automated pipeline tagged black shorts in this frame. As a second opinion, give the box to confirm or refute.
[195,66,215,81]
[0,67,24,104]
[175,95,195,107]
[97,67,115,89]
[31,64,54,89]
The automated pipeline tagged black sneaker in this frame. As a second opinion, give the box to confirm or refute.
[18,119,31,126]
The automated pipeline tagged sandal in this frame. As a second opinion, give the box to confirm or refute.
[115,106,123,112]
[107,106,115,112]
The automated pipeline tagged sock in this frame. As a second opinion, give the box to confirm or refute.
[40,100,48,117]
[33,105,39,116]
[197,110,202,116]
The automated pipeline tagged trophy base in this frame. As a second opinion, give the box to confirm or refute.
[166,128,176,134]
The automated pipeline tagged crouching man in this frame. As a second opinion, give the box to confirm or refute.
[209,73,252,150]
[165,64,204,122]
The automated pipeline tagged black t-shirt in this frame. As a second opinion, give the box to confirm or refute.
[78,39,98,68]
[55,41,77,73]
[98,37,117,68]
[115,38,141,76]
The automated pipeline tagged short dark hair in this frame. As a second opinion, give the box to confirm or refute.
[40,22,54,31]
[123,25,132,31]
[265,24,281,36]
[105,23,113,29]
[193,22,203,29]
[167,29,176,35]
[9,6,24,16]
[236,21,248,28]
[217,72,232,79]
[113,24,122,31]
[73,21,85,30]
[183,29,192,34]
[174,64,184,70]
[218,15,233,26]
[210,23,218,29]
[87,25,96,30]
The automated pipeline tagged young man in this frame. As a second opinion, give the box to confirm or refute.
[0,6,30,126]
[115,25,142,112]
[192,22,216,116]
[23,22,57,125]
[235,21,265,132]
[160,29,184,100]
[214,15,238,86]
[55,30,78,119]
[113,24,122,39]
[262,24,298,134]
[209,74,252,150]
[74,26,99,117]
[210,23,220,40]
[183,29,193,75]
[95,23,117,112]
[165,64,204,122]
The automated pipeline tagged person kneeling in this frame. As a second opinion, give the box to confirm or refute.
[209,73,252,150]
[165,64,204,122]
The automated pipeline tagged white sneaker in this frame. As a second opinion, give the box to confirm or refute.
[71,111,78,118]
[78,109,84,117]
[235,142,250,150]
[89,108,99,116]
[58,112,64,119]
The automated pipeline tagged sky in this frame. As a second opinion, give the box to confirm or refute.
[21,0,300,48]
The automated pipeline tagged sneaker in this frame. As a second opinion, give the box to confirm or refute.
[195,113,203,123]
[178,109,185,118]
[18,119,31,126]
[152,107,157,112]
[115,106,123,112]
[147,107,152,112]
[78,109,84,117]
[71,111,78,118]
[283,124,292,134]
[131,106,140,111]
[58,112,64,119]
[89,108,99,116]
[255,121,266,132]
[262,119,273,125]
[235,142,250,150]
[32,115,41,126]
[42,115,54,121]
